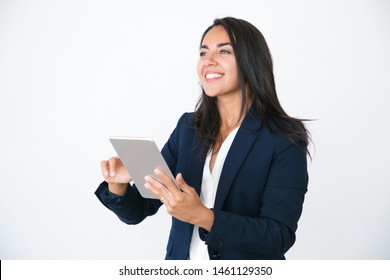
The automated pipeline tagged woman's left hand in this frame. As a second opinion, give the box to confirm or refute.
[144,169,214,231]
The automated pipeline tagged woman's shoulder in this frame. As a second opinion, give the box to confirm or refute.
[165,112,199,153]
[176,112,196,128]
[255,118,308,155]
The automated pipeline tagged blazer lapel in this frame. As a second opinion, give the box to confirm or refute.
[213,109,262,210]
[185,138,206,196]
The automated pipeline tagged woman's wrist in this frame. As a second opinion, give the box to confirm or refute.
[108,183,128,197]
[196,207,214,232]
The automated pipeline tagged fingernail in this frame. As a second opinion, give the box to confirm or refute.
[110,171,115,177]
[104,171,108,177]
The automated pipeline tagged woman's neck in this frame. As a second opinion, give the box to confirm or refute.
[217,94,252,131]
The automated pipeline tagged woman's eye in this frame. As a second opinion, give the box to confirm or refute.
[220,49,231,54]
[199,51,207,57]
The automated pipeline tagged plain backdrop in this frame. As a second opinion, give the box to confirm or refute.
[0,0,389,259]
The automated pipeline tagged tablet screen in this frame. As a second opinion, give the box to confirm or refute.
[109,137,178,199]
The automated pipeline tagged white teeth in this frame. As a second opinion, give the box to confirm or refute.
[205,73,222,79]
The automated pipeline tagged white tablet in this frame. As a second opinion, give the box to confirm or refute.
[109,136,178,199]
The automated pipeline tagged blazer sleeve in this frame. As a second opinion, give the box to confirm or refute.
[95,181,162,225]
[203,137,308,258]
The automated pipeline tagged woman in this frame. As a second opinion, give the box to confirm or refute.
[96,17,310,260]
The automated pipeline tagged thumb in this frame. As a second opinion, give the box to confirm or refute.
[176,173,190,192]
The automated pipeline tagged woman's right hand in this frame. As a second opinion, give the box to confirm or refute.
[101,156,132,196]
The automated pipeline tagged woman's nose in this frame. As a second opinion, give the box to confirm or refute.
[205,53,217,66]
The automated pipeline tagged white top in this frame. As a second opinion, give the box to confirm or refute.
[189,127,240,260]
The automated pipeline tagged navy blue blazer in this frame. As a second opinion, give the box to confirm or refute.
[95,107,308,260]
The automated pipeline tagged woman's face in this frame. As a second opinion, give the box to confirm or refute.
[197,26,241,100]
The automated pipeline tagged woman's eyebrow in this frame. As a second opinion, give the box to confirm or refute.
[200,42,232,49]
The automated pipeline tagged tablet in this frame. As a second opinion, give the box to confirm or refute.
[109,136,178,199]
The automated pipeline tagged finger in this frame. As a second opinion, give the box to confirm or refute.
[144,175,171,201]
[101,160,109,178]
[108,157,118,177]
[154,169,182,195]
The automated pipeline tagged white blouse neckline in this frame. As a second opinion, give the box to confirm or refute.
[189,126,240,260]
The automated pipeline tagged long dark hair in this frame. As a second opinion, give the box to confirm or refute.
[194,17,311,157]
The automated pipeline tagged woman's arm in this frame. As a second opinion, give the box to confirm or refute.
[94,113,188,225]
[95,181,161,224]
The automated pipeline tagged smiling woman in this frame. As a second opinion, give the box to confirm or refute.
[198,28,241,102]
[96,17,310,260]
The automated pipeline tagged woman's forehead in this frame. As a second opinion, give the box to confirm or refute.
[201,26,230,46]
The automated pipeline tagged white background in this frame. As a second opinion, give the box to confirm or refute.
[0,0,389,259]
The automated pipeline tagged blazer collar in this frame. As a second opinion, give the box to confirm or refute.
[240,103,262,132]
